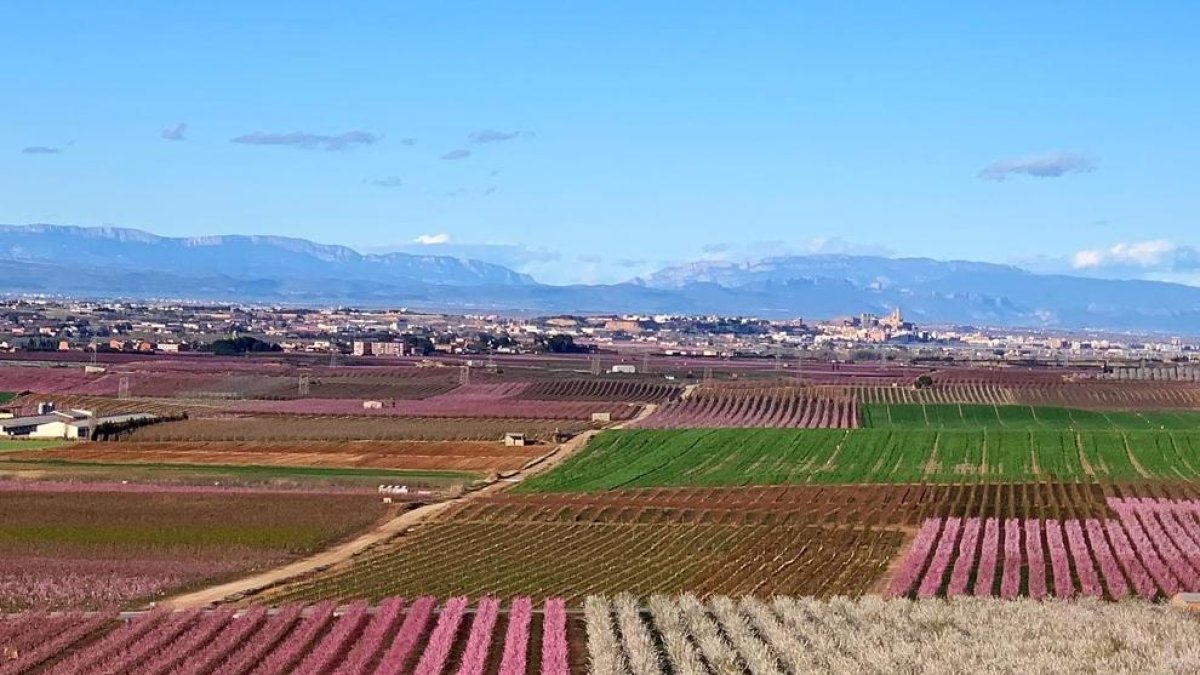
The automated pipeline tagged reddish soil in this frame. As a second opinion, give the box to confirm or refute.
[15,440,544,473]
[125,416,592,442]
[455,482,1144,526]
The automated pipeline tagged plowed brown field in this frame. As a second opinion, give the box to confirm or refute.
[12,440,544,473]
[125,416,590,442]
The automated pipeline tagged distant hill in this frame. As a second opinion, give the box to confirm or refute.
[635,254,1200,332]
[4,225,1200,333]
[0,224,534,287]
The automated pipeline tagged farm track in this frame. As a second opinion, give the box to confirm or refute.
[161,404,655,609]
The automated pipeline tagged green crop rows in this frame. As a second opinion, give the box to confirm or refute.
[516,428,1200,491]
[860,404,1200,430]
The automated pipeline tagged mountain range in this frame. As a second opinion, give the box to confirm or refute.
[4,224,1200,334]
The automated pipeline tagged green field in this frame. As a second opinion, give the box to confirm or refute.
[516,428,1200,491]
[0,439,70,453]
[861,404,1200,430]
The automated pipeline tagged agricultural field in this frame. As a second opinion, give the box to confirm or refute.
[0,362,465,400]
[516,428,1200,490]
[7,350,1200,672]
[0,596,572,675]
[888,497,1200,601]
[259,505,903,603]
[0,484,386,611]
[3,595,1199,674]
[855,381,1200,410]
[5,440,543,474]
[6,392,214,417]
[0,366,102,394]
[862,403,1200,429]
[586,594,1200,674]
[226,389,637,421]
[0,457,472,491]
[629,388,858,429]
[457,482,1124,526]
[125,416,590,442]
[517,379,681,403]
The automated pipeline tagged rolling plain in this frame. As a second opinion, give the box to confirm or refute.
[2,353,1200,672]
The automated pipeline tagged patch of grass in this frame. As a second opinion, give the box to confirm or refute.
[0,439,71,452]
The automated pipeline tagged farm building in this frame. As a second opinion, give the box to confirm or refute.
[503,432,527,447]
[0,410,158,440]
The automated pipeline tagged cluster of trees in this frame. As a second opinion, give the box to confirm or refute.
[401,334,436,356]
[535,334,591,354]
[207,336,282,356]
[468,332,516,352]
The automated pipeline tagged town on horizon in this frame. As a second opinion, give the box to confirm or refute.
[4,299,1199,377]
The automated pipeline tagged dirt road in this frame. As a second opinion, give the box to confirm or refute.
[162,403,657,608]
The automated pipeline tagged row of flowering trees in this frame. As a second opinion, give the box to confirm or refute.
[3,596,569,675]
[631,391,859,429]
[588,594,1200,673]
[888,498,1200,600]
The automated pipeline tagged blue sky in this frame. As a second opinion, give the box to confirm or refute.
[3,2,1199,284]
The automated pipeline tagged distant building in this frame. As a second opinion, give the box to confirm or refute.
[609,364,637,374]
[604,320,641,333]
[353,340,406,357]
[0,410,157,440]
[879,308,911,331]
[503,432,527,447]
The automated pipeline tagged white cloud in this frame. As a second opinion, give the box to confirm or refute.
[979,151,1098,181]
[1072,240,1179,270]
[161,123,187,141]
[231,130,380,151]
[414,233,451,245]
